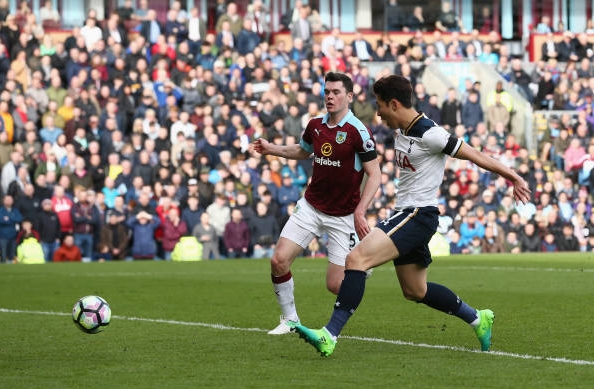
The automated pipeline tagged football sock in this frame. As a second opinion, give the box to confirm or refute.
[271,272,298,321]
[420,282,478,324]
[325,270,367,337]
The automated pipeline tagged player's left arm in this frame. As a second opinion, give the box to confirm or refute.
[354,156,381,240]
[454,142,531,204]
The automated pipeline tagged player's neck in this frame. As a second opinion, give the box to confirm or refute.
[327,109,348,126]
[398,109,422,131]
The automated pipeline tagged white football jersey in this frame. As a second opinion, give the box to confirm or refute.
[393,113,462,209]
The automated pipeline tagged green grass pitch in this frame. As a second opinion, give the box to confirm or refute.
[1,253,594,388]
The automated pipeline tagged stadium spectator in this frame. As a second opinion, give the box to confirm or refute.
[459,211,485,247]
[461,90,483,133]
[440,88,461,131]
[192,211,219,259]
[435,1,463,32]
[127,210,160,259]
[384,0,403,31]
[556,222,580,251]
[71,189,100,261]
[291,5,312,47]
[0,194,23,263]
[138,9,162,47]
[51,184,74,236]
[350,32,373,62]
[206,192,231,256]
[244,0,271,43]
[52,233,81,261]
[250,201,279,259]
[95,210,128,261]
[223,207,250,258]
[161,207,187,260]
[480,225,505,253]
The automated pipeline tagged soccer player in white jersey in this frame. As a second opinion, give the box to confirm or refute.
[253,72,381,335]
[292,75,532,356]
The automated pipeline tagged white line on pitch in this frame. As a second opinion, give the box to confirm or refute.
[1,307,592,366]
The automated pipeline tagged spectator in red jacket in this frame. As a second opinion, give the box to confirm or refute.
[161,207,187,260]
[223,208,250,258]
[53,234,82,262]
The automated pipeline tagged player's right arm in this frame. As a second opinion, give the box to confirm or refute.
[253,138,311,160]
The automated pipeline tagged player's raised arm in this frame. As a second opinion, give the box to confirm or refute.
[253,138,312,160]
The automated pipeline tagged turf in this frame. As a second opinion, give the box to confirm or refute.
[1,253,594,388]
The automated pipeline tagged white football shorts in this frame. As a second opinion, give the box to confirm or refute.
[280,197,358,266]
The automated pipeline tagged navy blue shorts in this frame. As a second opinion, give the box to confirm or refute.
[376,207,439,268]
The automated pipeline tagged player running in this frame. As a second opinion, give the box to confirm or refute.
[253,72,381,335]
[291,75,531,356]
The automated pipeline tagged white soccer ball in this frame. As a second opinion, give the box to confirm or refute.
[72,295,111,334]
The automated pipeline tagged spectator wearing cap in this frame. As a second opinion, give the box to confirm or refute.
[459,210,486,247]
[477,189,499,214]
[35,197,60,254]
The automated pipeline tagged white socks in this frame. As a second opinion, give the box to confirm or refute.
[273,276,299,322]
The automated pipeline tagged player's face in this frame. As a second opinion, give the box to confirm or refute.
[324,81,352,115]
[375,96,396,128]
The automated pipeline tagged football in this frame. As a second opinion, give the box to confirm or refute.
[72,295,111,334]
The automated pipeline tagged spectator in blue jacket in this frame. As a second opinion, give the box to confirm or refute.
[0,195,24,263]
[461,90,484,133]
[276,173,301,215]
[236,19,260,56]
[459,211,486,247]
[127,210,161,259]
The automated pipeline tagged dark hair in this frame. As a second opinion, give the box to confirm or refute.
[324,72,354,93]
[373,75,413,108]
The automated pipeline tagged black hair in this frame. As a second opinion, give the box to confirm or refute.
[324,72,354,93]
[373,75,413,108]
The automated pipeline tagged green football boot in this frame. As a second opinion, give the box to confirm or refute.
[474,309,495,351]
[292,324,336,357]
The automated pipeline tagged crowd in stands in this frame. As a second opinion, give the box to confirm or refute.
[3,0,594,263]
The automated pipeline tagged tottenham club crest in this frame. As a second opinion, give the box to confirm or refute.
[336,131,347,144]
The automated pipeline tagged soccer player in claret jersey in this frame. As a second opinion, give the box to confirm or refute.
[291,75,532,356]
[253,72,381,335]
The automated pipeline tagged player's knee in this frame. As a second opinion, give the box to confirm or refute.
[401,287,424,302]
[270,253,290,274]
[345,250,367,271]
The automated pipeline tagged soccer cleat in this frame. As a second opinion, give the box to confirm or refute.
[293,325,336,357]
[474,309,495,351]
[267,315,299,335]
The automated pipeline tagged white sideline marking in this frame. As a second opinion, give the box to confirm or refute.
[2,307,593,366]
